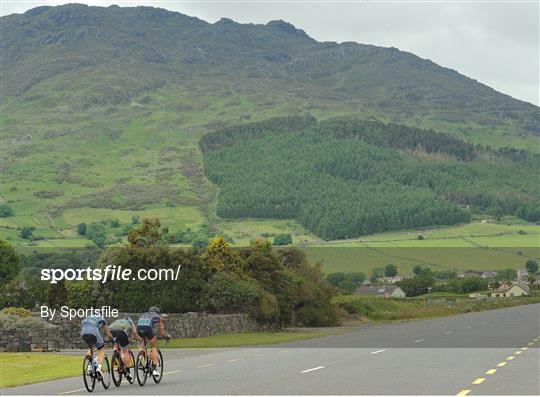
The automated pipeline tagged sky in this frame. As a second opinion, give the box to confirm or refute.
[1,1,538,106]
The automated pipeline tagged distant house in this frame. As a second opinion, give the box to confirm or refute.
[481,271,498,279]
[355,285,406,298]
[517,269,529,283]
[490,283,528,298]
[382,275,403,284]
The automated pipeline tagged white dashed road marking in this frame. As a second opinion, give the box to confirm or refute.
[371,349,386,355]
[58,388,86,395]
[301,366,326,373]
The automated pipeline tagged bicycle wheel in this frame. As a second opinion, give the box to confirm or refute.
[100,356,111,389]
[126,350,136,384]
[111,352,122,387]
[136,351,148,386]
[152,350,164,384]
[82,355,95,393]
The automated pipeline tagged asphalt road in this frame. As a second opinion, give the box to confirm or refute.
[5,303,539,395]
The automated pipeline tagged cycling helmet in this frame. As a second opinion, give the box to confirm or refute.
[124,316,133,324]
[149,306,160,314]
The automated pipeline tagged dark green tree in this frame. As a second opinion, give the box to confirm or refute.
[273,233,293,246]
[525,259,538,274]
[497,268,517,281]
[77,223,87,236]
[0,204,13,218]
[20,226,34,240]
[384,264,398,277]
[0,240,20,284]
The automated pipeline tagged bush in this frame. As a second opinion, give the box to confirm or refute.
[86,223,107,248]
[1,239,20,284]
[20,226,35,240]
[201,272,266,316]
[273,233,292,246]
[0,313,52,330]
[1,307,32,317]
[77,223,87,236]
[0,204,13,218]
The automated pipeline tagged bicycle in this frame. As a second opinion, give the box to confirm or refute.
[135,336,170,386]
[111,338,135,387]
[82,342,112,393]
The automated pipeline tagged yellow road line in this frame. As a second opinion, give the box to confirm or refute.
[472,378,485,385]
[507,356,515,360]
[280,349,292,353]
[521,347,528,350]
[496,362,507,367]
[197,363,215,368]
[456,390,471,396]
[485,369,497,375]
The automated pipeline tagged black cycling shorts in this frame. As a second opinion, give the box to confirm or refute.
[82,333,104,349]
[137,325,156,340]
[111,330,130,348]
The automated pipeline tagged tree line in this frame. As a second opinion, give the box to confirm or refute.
[0,219,339,327]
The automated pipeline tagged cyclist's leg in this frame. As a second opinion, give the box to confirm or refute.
[94,334,105,365]
[149,336,158,365]
[82,334,97,359]
[114,330,131,366]
[123,347,132,366]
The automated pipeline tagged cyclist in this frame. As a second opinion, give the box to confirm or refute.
[137,306,168,376]
[80,315,114,377]
[109,316,141,381]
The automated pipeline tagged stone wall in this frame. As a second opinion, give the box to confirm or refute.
[0,312,258,352]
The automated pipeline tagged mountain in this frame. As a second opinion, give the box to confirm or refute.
[1,4,538,246]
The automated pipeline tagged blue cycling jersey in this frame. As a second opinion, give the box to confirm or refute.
[81,315,107,335]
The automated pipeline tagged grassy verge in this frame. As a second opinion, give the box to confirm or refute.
[0,353,81,388]
[333,295,540,322]
[160,330,339,349]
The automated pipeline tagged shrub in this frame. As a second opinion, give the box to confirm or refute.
[20,226,35,240]
[77,223,87,235]
[0,313,52,330]
[273,233,293,246]
[86,223,107,248]
[1,239,20,284]
[1,307,32,317]
[201,272,265,315]
[0,204,13,218]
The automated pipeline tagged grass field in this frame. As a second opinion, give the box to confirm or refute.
[300,219,539,274]
[0,353,81,388]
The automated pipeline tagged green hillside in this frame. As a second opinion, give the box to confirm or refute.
[1,4,539,249]
[201,116,539,239]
